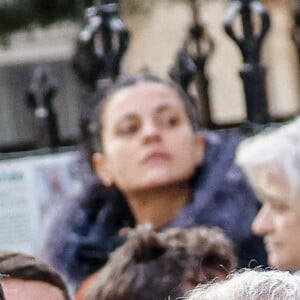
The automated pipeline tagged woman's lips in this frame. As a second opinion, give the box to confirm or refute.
[142,151,172,163]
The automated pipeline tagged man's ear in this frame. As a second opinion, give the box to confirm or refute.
[194,133,206,166]
[92,152,113,186]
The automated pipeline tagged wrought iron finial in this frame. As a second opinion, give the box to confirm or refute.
[224,0,270,64]
[224,0,270,124]
[25,66,60,149]
[169,51,197,93]
[291,0,300,60]
[170,0,214,128]
[73,2,130,89]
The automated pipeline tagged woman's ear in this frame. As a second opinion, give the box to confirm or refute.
[92,152,113,186]
[194,133,206,167]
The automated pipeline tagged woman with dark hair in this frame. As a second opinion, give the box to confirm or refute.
[42,74,266,289]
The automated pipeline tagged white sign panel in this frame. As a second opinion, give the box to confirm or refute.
[0,151,80,255]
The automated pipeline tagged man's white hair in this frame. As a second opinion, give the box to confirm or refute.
[235,117,300,203]
[185,268,300,300]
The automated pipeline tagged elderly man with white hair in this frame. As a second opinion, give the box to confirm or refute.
[235,117,300,271]
[186,268,300,300]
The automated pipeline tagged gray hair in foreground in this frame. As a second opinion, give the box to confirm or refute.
[184,268,300,300]
[235,117,300,203]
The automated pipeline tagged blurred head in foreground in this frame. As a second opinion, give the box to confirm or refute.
[236,117,300,271]
[0,250,70,300]
[81,224,237,300]
[186,268,300,300]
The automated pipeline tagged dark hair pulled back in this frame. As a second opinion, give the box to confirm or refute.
[89,73,201,153]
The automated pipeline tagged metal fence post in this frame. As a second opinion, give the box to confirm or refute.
[291,0,300,59]
[73,2,130,90]
[170,0,214,128]
[224,0,270,124]
[25,66,60,149]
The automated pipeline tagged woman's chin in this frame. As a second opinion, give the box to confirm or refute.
[122,169,193,193]
[141,176,187,190]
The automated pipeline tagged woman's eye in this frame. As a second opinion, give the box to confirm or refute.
[117,121,139,135]
[161,114,180,127]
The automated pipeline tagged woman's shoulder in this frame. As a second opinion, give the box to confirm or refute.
[196,127,258,199]
[175,128,260,229]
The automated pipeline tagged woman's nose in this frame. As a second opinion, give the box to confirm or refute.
[141,121,161,143]
[251,205,273,237]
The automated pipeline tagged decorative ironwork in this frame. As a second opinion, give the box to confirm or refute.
[170,0,214,128]
[73,2,130,89]
[170,51,197,93]
[290,0,300,59]
[25,66,60,149]
[224,0,270,124]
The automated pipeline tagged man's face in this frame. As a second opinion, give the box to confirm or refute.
[2,279,65,300]
[251,167,300,270]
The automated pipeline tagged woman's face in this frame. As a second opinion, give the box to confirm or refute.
[93,81,204,194]
[251,167,300,271]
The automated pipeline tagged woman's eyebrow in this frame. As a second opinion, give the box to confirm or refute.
[155,103,179,113]
[114,103,179,123]
[116,113,138,122]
